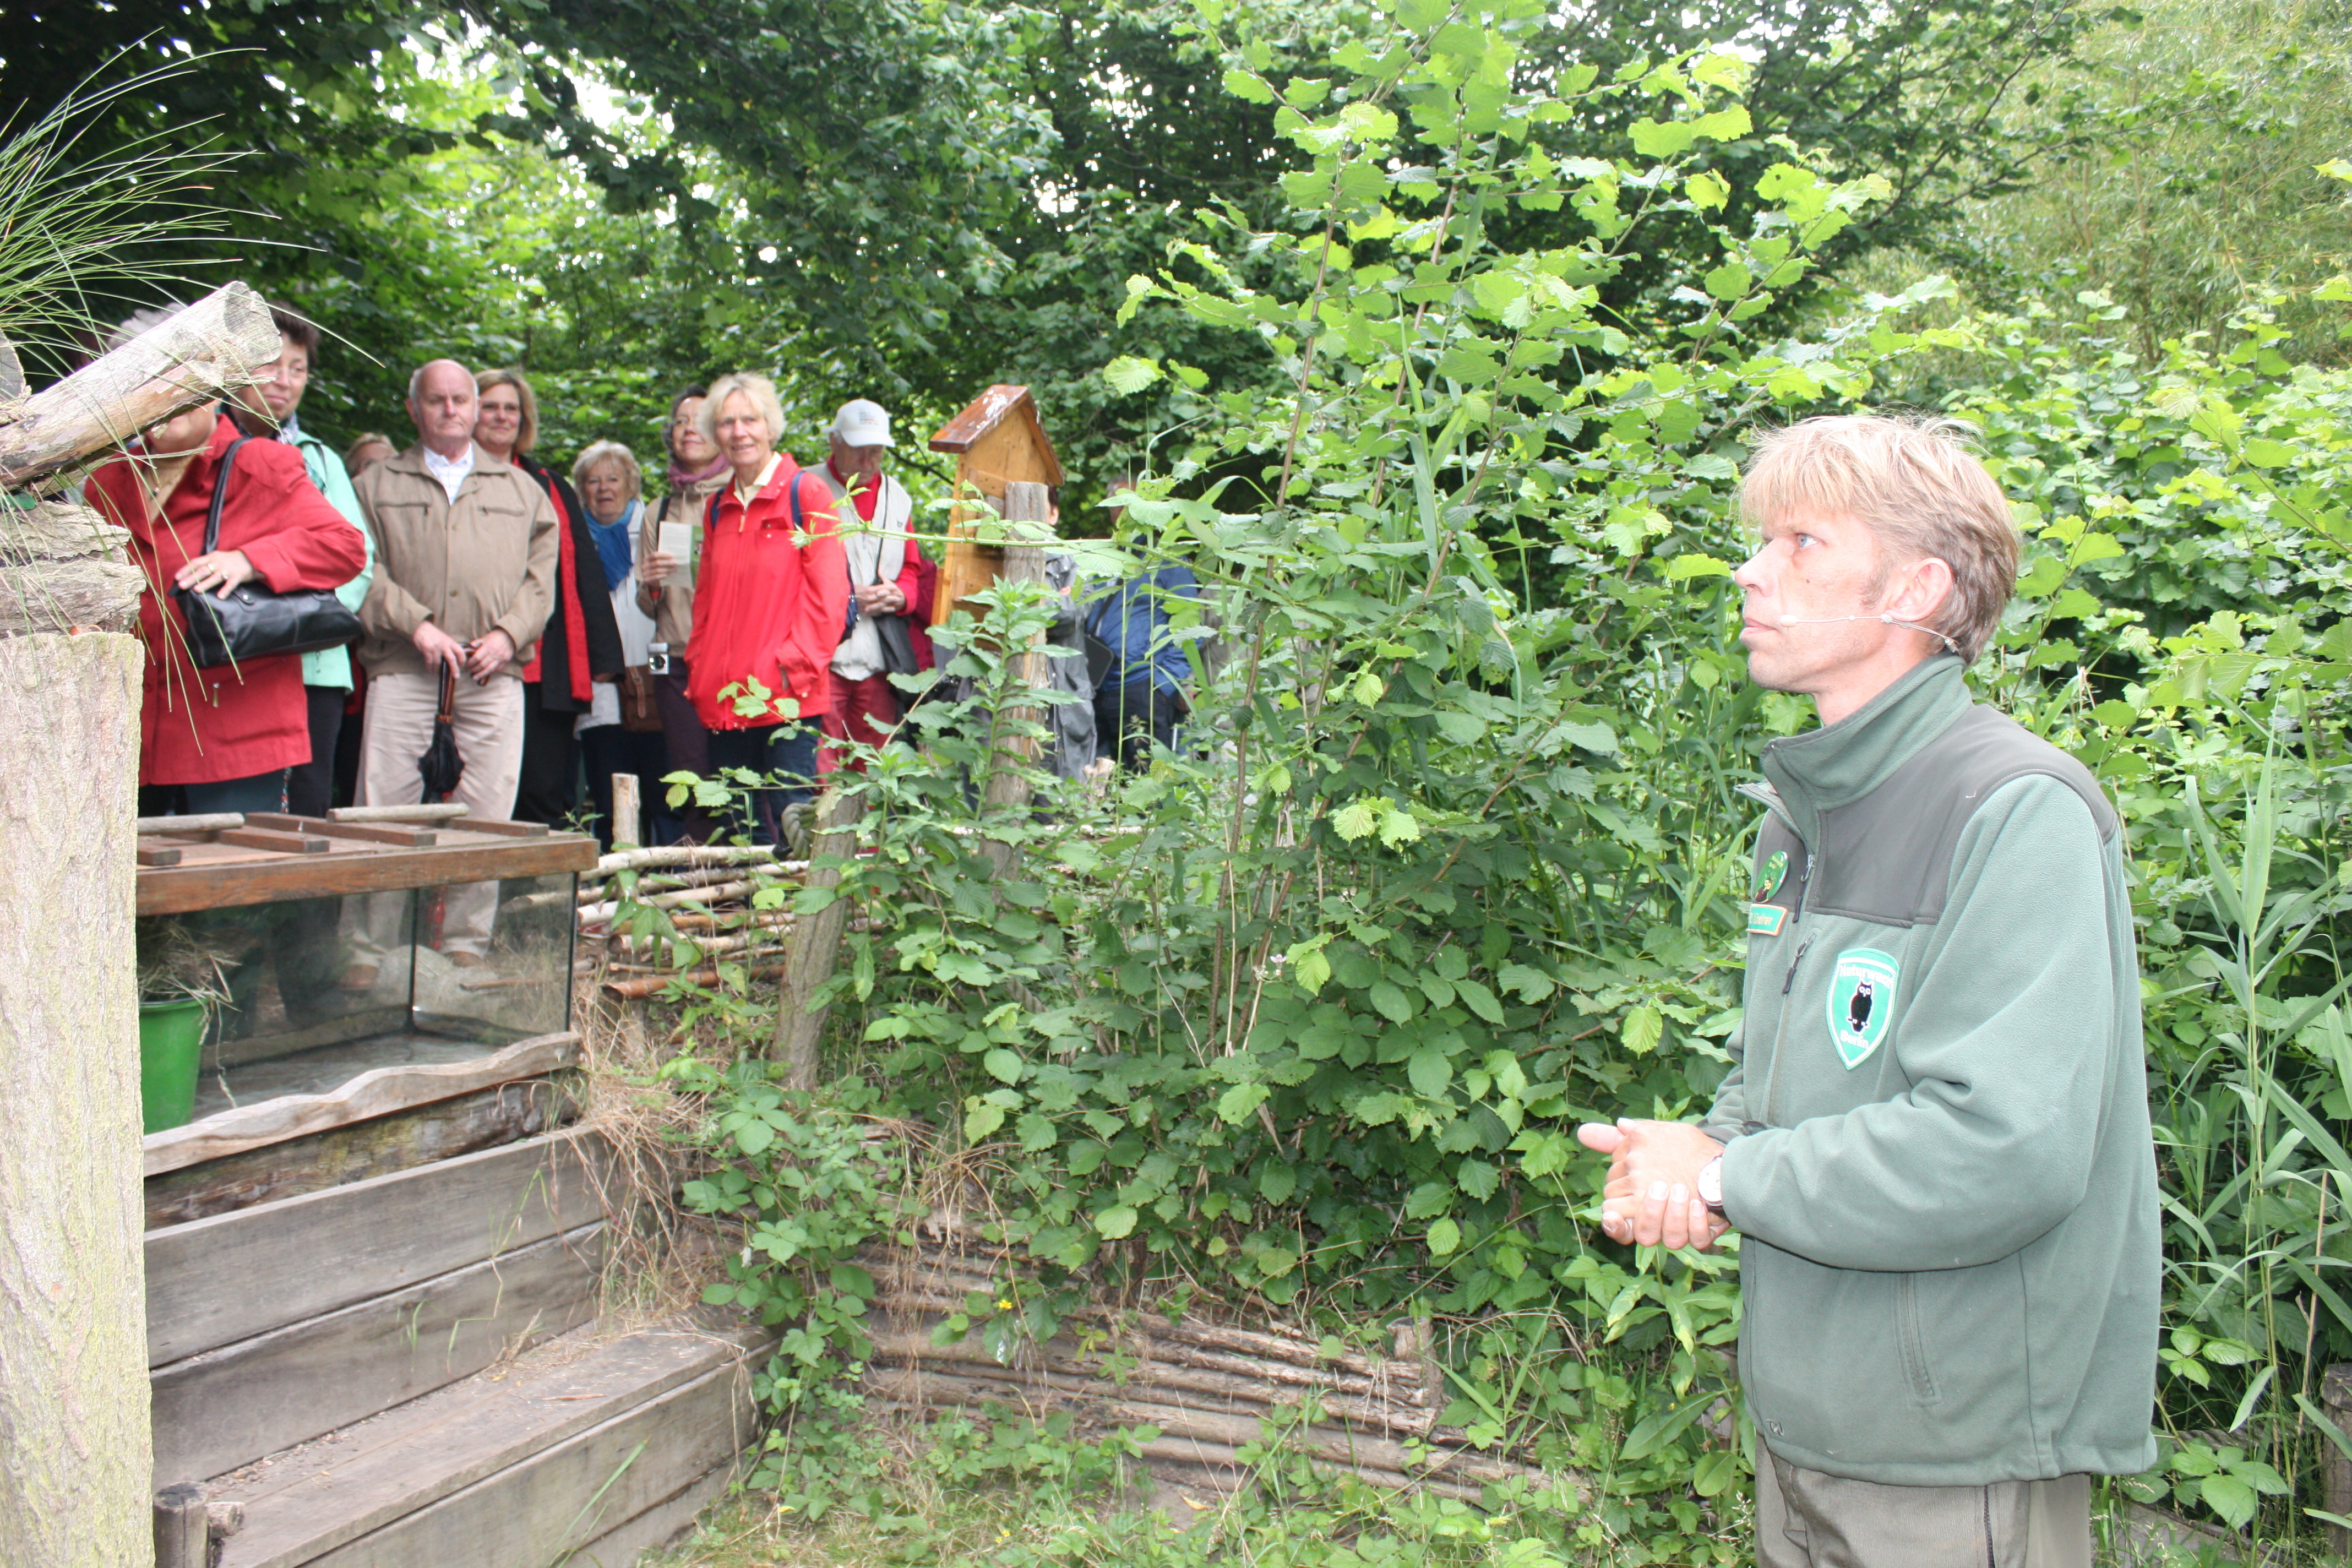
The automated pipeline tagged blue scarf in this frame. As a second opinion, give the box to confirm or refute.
[586,499,638,595]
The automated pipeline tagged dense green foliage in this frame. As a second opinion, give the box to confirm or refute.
[604,0,2352,1560]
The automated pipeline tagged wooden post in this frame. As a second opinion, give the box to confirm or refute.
[2325,1364,2352,1557]
[0,631,151,1565]
[0,282,281,488]
[976,481,1055,878]
[768,787,867,1088]
[611,771,641,851]
[151,1485,206,1568]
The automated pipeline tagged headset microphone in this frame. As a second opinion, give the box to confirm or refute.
[1771,613,1959,655]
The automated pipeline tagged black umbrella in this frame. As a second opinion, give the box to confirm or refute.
[418,662,465,803]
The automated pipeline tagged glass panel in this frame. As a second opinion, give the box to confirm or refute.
[135,870,576,1124]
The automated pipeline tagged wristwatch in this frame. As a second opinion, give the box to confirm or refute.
[1696,1155,1726,1217]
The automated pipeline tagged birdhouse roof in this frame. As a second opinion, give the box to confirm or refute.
[928,384,1065,487]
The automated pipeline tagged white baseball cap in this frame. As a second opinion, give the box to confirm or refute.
[829,399,894,448]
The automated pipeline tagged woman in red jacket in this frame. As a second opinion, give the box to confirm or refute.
[684,372,850,845]
[90,406,369,814]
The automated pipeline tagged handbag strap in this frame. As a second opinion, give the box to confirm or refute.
[202,435,254,556]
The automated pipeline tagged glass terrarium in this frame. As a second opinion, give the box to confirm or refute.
[134,812,597,1130]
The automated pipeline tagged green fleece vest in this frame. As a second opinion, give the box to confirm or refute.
[1703,655,2160,1487]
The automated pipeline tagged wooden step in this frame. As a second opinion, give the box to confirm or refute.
[211,1317,773,1568]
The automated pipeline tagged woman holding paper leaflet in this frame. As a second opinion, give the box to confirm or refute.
[636,386,727,841]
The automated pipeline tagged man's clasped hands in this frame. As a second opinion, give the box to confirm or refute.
[1575,1118,1733,1252]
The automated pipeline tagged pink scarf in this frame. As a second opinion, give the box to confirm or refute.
[669,452,728,493]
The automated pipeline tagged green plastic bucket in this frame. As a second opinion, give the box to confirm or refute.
[137,998,206,1134]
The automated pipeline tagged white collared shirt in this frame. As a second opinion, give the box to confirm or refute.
[732,453,782,510]
[422,442,476,504]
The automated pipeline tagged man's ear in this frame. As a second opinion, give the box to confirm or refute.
[1881,555,1954,629]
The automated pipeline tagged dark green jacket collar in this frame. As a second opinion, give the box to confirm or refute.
[1756,655,1972,848]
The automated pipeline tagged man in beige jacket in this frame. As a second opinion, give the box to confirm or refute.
[341,359,559,981]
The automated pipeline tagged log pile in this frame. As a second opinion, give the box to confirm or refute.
[859,1245,1578,1505]
[563,845,815,1001]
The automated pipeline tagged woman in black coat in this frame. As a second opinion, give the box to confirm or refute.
[474,368,625,826]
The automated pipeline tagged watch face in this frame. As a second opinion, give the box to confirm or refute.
[1697,1157,1723,1206]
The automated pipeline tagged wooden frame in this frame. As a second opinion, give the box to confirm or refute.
[137,823,593,915]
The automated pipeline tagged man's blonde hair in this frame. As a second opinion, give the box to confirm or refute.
[1736,415,2019,662]
[698,373,788,450]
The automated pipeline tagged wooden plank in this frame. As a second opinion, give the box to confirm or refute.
[297,1352,758,1568]
[450,819,549,839]
[330,803,470,823]
[137,813,246,835]
[216,826,332,854]
[146,1125,611,1365]
[138,843,184,867]
[137,833,592,914]
[143,1032,582,1176]
[244,814,439,848]
[150,1221,605,1488]
[145,1074,578,1229]
[212,1323,770,1568]
[567,1457,740,1567]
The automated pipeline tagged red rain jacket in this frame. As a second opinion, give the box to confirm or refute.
[684,455,849,731]
[91,414,369,786]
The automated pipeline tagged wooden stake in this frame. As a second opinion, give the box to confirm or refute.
[329,803,470,824]
[611,771,641,851]
[978,480,1055,878]
[769,786,866,1087]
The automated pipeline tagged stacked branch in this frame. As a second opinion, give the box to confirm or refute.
[858,1245,1580,1506]
[557,844,818,1001]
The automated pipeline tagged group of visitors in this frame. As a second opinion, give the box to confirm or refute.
[104,301,1201,865]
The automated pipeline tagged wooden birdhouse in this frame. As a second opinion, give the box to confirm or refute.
[927,384,1065,627]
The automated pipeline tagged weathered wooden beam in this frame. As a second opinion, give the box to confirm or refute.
[0,632,150,1564]
[149,1221,605,1488]
[0,497,143,637]
[0,282,280,489]
[145,1128,611,1365]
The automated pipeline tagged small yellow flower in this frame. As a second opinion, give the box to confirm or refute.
[998,1297,1014,1309]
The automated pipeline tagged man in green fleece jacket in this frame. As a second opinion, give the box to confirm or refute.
[1578,415,2159,1566]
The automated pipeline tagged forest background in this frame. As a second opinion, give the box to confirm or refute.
[10,0,2352,1561]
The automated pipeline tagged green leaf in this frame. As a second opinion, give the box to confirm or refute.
[963,1097,1007,1141]
[1332,799,1378,841]
[1221,69,1274,105]
[734,1119,775,1156]
[1102,355,1162,394]
[2241,438,2297,469]
[1378,808,1422,847]
[1693,1449,1741,1496]
[1703,261,1751,301]
[1095,1205,1140,1240]
[1664,553,1732,580]
[1455,978,1506,1024]
[1217,1081,1270,1124]
[983,1047,1023,1084]
[1621,1005,1664,1055]
[1426,1216,1461,1256]
[1630,118,1697,159]
[2198,1472,2256,1531]
[1685,170,1730,211]
[1496,962,1556,1003]
[1369,979,1416,1023]
[1407,1046,1453,1097]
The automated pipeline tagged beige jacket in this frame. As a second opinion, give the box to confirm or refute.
[634,469,726,649]
[354,442,559,679]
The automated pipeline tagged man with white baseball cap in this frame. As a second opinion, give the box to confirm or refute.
[816,399,931,766]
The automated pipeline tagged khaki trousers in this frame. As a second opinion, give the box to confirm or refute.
[1756,1452,2092,1568]
[347,670,524,959]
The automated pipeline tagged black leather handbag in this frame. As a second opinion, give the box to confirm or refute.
[174,435,364,670]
